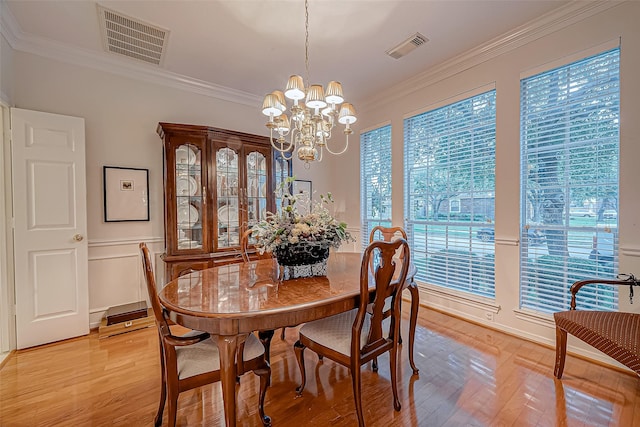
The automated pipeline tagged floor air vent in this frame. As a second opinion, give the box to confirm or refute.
[97,4,169,66]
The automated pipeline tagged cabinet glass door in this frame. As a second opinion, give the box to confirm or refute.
[216,147,241,248]
[246,150,268,228]
[175,143,203,250]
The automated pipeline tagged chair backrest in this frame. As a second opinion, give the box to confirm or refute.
[369,225,409,261]
[357,238,410,355]
[241,228,272,263]
[240,229,253,262]
[369,225,408,244]
[139,243,171,335]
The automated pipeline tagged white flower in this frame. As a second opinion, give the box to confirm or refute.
[251,177,354,254]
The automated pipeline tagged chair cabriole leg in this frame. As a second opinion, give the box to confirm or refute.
[294,340,307,394]
[554,326,568,379]
[408,282,420,374]
[390,340,401,411]
[351,363,365,427]
[155,334,166,426]
[258,329,275,363]
[255,365,272,426]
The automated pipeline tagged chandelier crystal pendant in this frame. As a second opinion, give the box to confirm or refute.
[261,0,357,164]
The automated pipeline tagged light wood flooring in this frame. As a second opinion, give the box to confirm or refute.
[1,308,638,426]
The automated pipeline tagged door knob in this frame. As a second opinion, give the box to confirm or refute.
[73,234,84,242]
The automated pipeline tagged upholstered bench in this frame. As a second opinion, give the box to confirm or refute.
[554,278,640,378]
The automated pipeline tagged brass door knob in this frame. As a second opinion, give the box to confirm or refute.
[73,234,84,242]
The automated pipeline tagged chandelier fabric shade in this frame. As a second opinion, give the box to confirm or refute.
[261,0,356,164]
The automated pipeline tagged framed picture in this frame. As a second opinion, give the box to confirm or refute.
[103,166,149,222]
[293,179,312,215]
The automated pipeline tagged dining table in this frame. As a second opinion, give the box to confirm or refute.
[158,251,419,427]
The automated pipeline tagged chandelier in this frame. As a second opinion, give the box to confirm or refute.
[261,0,357,164]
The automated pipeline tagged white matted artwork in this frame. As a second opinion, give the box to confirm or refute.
[293,179,312,215]
[103,166,149,222]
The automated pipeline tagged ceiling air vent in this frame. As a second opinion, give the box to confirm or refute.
[97,4,170,66]
[386,33,428,59]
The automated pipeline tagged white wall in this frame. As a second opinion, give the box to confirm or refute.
[332,2,640,369]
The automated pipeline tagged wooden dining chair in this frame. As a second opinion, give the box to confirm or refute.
[369,225,419,374]
[241,228,272,263]
[294,238,411,427]
[139,243,272,427]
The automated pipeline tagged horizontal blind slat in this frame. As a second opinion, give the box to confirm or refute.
[519,48,620,314]
[405,90,496,298]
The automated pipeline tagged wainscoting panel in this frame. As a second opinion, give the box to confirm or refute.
[87,238,163,328]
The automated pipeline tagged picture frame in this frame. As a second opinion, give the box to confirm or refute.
[293,179,312,215]
[103,166,150,222]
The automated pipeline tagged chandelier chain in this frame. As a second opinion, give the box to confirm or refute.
[304,0,310,87]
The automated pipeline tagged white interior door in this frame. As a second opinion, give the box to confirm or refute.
[11,108,88,349]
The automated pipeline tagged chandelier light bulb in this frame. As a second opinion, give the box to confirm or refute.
[274,114,290,134]
[325,81,344,105]
[272,90,287,112]
[262,93,284,117]
[285,75,305,100]
[338,103,357,125]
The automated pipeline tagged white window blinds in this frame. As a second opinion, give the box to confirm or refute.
[360,125,392,249]
[404,91,496,298]
[520,48,620,313]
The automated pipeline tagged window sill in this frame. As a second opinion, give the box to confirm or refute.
[419,283,501,314]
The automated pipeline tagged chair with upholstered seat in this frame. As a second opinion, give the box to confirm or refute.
[139,243,271,427]
[554,277,640,379]
[294,238,411,427]
[369,225,419,374]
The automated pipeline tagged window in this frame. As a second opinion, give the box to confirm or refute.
[360,125,392,249]
[520,48,620,313]
[404,90,496,298]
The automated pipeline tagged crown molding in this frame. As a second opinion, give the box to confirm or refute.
[0,90,9,107]
[0,1,624,111]
[0,0,261,107]
[0,1,19,49]
[363,0,625,111]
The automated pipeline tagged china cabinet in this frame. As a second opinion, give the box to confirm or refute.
[157,122,291,279]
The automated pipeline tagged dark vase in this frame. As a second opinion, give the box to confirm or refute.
[274,242,330,267]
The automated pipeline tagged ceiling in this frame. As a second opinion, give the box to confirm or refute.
[3,0,574,107]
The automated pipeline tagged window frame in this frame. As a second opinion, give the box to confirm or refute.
[360,124,393,249]
[404,88,497,299]
[519,47,620,313]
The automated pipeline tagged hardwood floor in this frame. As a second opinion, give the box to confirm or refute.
[1,308,638,426]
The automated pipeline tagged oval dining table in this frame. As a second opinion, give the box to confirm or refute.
[158,252,419,427]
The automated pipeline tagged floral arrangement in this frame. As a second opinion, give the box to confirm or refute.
[251,178,354,256]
